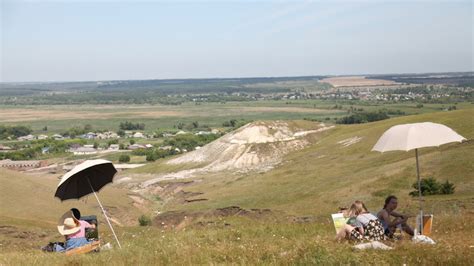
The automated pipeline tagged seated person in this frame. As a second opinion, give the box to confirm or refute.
[377,195,414,237]
[336,200,385,241]
[71,208,98,240]
[56,209,96,252]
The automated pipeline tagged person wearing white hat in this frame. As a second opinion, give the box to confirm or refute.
[56,210,95,252]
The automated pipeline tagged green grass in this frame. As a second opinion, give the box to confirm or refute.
[1,215,473,265]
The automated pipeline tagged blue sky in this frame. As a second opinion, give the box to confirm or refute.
[1,0,472,82]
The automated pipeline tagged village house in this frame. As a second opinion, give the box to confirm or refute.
[37,135,49,140]
[158,145,173,150]
[127,144,146,150]
[97,131,119,139]
[69,147,97,155]
[17,134,35,141]
[53,134,64,140]
[133,132,145,138]
[195,131,213,136]
[85,132,97,139]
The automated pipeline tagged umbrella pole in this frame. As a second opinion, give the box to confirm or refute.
[87,178,122,249]
[415,148,423,235]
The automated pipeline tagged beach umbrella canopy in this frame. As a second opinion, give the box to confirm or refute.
[372,122,466,234]
[55,159,117,200]
[55,159,122,248]
[372,122,466,152]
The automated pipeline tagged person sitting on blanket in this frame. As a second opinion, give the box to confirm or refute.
[55,209,95,252]
[336,200,385,241]
[377,195,414,237]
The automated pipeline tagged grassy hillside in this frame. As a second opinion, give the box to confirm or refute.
[0,170,141,226]
[1,109,473,264]
[143,109,473,216]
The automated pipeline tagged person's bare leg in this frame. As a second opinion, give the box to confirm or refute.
[387,218,402,237]
[401,222,414,236]
[336,228,346,241]
[336,224,355,241]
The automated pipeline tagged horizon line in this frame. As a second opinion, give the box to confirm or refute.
[1,70,473,84]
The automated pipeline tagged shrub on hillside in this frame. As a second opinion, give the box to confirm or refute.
[409,177,455,196]
[144,149,176,162]
[336,111,389,124]
[138,215,152,226]
[118,154,130,163]
[146,152,158,162]
[132,148,147,156]
[440,180,456,194]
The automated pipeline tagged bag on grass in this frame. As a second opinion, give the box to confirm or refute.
[41,242,64,252]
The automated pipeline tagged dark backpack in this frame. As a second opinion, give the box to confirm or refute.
[41,242,64,252]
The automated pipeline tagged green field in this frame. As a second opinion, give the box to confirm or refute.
[0,100,470,134]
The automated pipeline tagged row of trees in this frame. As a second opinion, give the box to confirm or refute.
[61,125,94,138]
[119,121,145,130]
[163,134,218,151]
[120,134,220,162]
[0,125,32,140]
[337,111,390,124]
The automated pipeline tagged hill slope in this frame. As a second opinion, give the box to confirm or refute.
[0,170,141,228]
[1,109,473,264]
[155,109,473,216]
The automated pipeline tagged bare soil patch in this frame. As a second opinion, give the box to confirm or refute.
[153,206,278,230]
[320,76,398,87]
[0,225,51,251]
[235,107,337,114]
[0,108,184,122]
[152,206,330,230]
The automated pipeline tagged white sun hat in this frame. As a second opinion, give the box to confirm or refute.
[57,210,81,236]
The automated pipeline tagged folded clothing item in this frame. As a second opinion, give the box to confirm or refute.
[412,234,436,245]
[353,241,393,250]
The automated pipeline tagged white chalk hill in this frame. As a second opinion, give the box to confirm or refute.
[167,121,334,173]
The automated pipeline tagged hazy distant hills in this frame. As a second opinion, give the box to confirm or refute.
[373,72,474,86]
[0,76,325,95]
[1,72,472,95]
